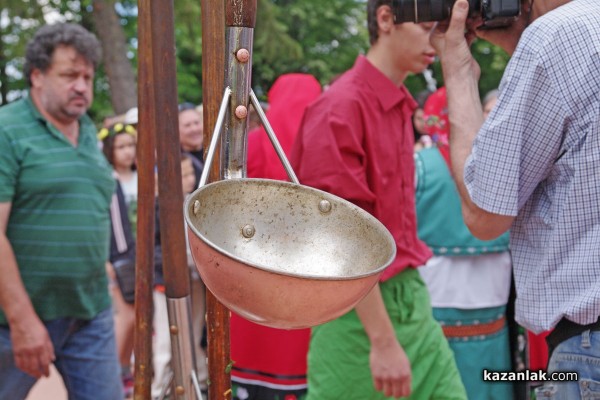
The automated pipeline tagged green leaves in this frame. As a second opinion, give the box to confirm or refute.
[0,0,46,104]
[1,1,509,120]
[253,0,368,92]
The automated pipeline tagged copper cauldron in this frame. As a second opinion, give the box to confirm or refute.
[184,178,396,329]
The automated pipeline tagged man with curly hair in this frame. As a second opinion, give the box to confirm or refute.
[0,23,123,399]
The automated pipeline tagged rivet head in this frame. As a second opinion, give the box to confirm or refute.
[175,386,185,395]
[242,224,255,238]
[235,105,248,119]
[236,48,250,63]
[318,200,332,214]
[193,200,201,216]
[170,325,178,335]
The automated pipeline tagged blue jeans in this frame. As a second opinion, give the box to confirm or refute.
[0,307,124,400]
[535,329,600,399]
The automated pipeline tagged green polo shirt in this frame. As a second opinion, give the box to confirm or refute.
[0,95,115,325]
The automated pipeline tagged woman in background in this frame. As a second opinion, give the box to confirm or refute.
[99,123,138,398]
[415,87,513,399]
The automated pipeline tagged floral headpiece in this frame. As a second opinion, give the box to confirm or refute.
[97,123,137,140]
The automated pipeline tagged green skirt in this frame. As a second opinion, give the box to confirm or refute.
[307,268,467,400]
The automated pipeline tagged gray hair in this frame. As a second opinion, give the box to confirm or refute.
[24,23,101,86]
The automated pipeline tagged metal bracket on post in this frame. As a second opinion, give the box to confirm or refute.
[199,87,232,188]
[221,26,254,180]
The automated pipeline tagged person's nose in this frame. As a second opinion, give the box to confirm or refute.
[73,75,88,93]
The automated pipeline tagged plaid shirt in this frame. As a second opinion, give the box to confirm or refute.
[464,0,600,333]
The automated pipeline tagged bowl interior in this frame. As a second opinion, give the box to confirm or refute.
[185,179,395,280]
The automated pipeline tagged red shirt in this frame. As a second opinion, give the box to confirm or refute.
[291,56,431,281]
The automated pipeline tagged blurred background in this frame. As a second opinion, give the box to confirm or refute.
[0,0,510,124]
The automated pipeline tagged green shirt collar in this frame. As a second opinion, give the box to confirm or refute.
[24,91,97,148]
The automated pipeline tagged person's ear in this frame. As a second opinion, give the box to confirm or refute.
[376,5,395,36]
[30,69,43,88]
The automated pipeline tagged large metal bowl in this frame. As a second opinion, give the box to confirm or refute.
[184,178,396,329]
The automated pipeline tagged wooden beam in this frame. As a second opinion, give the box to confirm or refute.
[133,0,156,397]
[201,1,232,399]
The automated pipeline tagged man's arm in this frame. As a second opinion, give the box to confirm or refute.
[0,202,55,378]
[431,0,514,240]
[355,284,411,399]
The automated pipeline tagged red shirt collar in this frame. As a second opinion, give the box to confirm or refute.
[353,55,417,112]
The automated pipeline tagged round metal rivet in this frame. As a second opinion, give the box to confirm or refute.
[235,105,248,119]
[193,200,201,216]
[242,224,255,238]
[170,325,178,335]
[236,48,250,63]
[318,200,332,214]
[175,386,185,395]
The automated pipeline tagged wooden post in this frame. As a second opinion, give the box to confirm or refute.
[201,1,232,399]
[150,1,189,301]
[136,1,196,398]
[149,0,197,398]
[133,0,156,398]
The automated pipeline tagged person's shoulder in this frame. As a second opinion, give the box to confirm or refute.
[304,92,363,128]
[314,73,367,112]
[545,0,597,22]
[522,1,597,49]
[0,98,31,125]
[327,66,369,93]
[513,0,598,79]
[0,98,36,139]
[415,146,439,159]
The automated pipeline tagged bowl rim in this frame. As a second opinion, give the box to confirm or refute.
[183,178,396,281]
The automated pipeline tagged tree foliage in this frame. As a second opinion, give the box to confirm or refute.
[252,0,368,95]
[1,0,511,122]
[0,0,45,104]
[174,0,202,105]
[92,0,137,114]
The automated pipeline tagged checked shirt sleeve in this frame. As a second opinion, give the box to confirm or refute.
[464,34,568,217]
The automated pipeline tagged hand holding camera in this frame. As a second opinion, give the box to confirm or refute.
[429,0,480,80]
[393,0,529,56]
[392,0,520,28]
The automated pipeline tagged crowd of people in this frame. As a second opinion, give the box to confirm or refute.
[0,21,209,400]
[0,0,599,399]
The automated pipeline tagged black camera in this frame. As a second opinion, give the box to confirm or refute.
[392,0,520,29]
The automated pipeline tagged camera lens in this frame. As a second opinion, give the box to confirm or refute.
[392,0,454,23]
